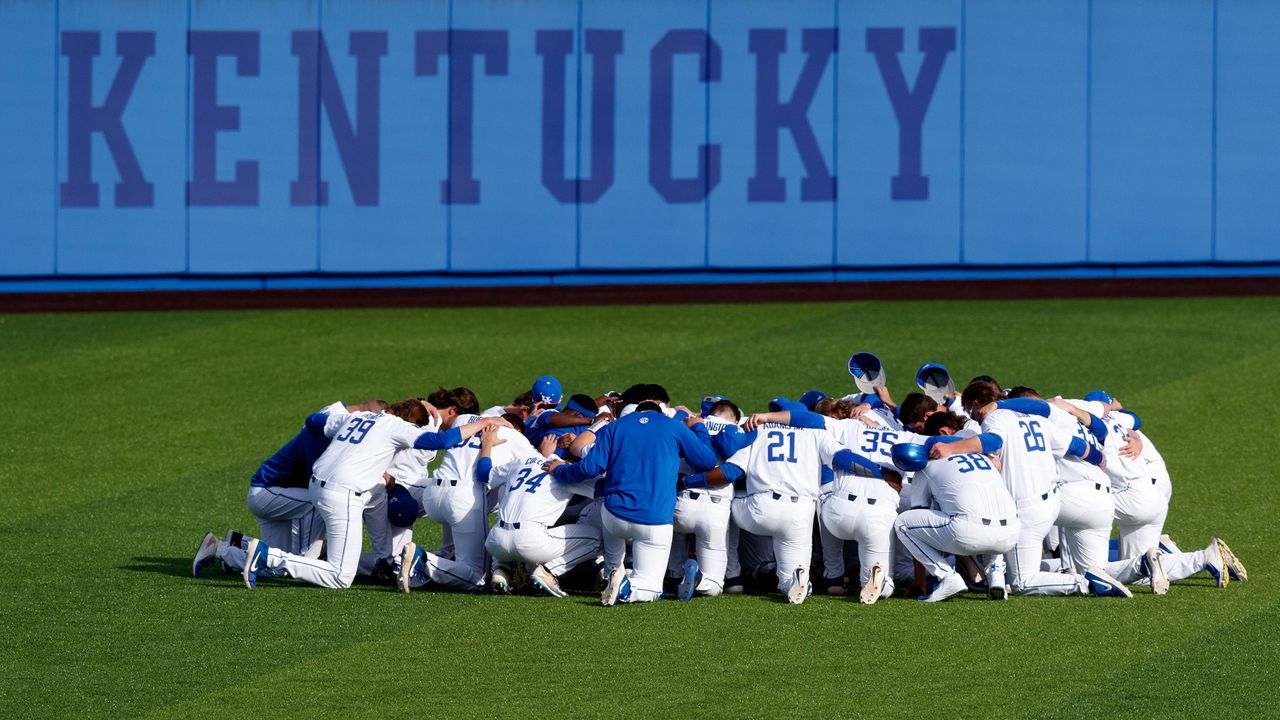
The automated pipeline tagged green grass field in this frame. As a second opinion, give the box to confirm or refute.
[2,296,1277,719]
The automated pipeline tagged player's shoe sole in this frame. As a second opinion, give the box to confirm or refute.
[490,566,512,594]
[918,572,967,603]
[986,559,1008,601]
[786,567,811,605]
[1084,567,1133,598]
[601,566,628,606]
[1215,537,1247,582]
[1144,547,1169,596]
[531,564,569,598]
[859,563,885,605]
[192,531,218,577]
[1205,538,1228,588]
[398,542,424,594]
[677,559,699,602]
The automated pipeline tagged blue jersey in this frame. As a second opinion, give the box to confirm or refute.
[552,410,717,525]
[524,409,580,456]
[250,402,344,489]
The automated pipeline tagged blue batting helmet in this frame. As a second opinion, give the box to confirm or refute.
[1083,389,1114,404]
[387,484,420,528]
[890,443,929,472]
[799,390,828,410]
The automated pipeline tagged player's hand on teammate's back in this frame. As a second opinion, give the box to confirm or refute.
[383,472,396,490]
[1119,433,1143,459]
[539,434,560,457]
[542,457,566,473]
[479,424,506,450]
[929,442,957,459]
[556,433,578,449]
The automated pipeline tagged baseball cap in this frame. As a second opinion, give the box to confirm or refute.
[848,352,885,393]
[1083,389,1114,404]
[701,394,727,416]
[915,362,956,404]
[768,396,806,413]
[531,375,563,405]
[799,390,828,410]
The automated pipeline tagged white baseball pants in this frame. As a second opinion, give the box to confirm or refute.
[731,493,816,596]
[1113,477,1171,559]
[485,521,601,576]
[669,490,731,595]
[819,483,898,600]
[601,507,673,603]
[894,509,1019,580]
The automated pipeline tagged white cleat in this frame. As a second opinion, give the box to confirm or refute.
[986,558,1008,601]
[192,532,219,577]
[1145,547,1169,596]
[918,572,968,603]
[398,542,425,594]
[1205,538,1228,588]
[601,566,628,606]
[1215,537,1247,583]
[490,565,512,594]
[786,567,811,605]
[530,564,569,598]
[859,563,886,605]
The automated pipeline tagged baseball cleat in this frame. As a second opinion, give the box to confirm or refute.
[490,565,512,594]
[677,559,699,602]
[192,532,219,577]
[1215,537,1247,582]
[723,575,744,594]
[530,564,568,598]
[398,542,426,593]
[1084,567,1132,598]
[224,528,244,551]
[243,538,269,589]
[786,567,811,605]
[1158,534,1178,555]
[601,566,628,606]
[1143,547,1169,596]
[1204,538,1228,588]
[986,558,1008,601]
[859,563,886,605]
[917,572,967,603]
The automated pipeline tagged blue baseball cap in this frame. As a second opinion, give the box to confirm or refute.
[848,352,885,393]
[531,375,563,405]
[387,484,420,528]
[701,394,727,416]
[799,390,828,410]
[890,443,929,472]
[1084,389,1114,404]
[768,396,806,413]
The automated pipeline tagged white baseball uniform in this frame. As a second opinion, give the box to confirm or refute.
[982,408,1088,595]
[256,410,453,589]
[417,415,529,590]
[893,453,1021,581]
[483,454,600,576]
[726,423,846,596]
[668,415,737,596]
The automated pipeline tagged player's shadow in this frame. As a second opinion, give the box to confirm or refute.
[119,555,196,578]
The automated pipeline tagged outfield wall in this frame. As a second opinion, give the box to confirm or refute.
[3,0,1279,291]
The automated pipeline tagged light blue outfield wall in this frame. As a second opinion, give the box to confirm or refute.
[0,0,1276,284]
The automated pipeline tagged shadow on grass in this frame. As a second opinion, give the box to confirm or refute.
[120,555,198,578]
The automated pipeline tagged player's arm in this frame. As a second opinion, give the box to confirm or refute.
[926,433,1002,459]
[411,416,502,451]
[681,463,742,490]
[541,410,596,429]
[474,425,506,483]
[743,409,826,432]
[712,425,752,459]
[546,424,611,482]
[676,420,718,472]
[568,414,614,458]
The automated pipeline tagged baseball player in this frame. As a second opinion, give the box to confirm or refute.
[685,405,882,604]
[239,399,501,590]
[192,399,386,577]
[890,442,1022,601]
[947,381,1131,597]
[818,412,929,603]
[545,391,718,606]
[666,399,741,598]
[413,387,530,592]
[472,425,601,597]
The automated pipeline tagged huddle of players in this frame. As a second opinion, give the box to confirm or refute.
[191,363,1248,605]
